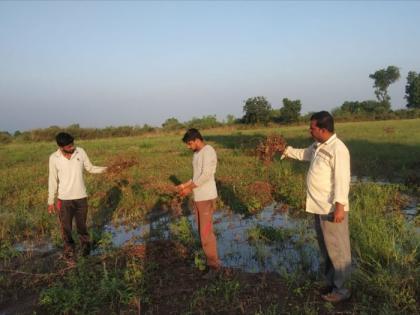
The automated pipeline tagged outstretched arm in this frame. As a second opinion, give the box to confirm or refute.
[281,144,314,162]
[81,149,107,174]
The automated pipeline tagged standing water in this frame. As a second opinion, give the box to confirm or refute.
[104,203,320,274]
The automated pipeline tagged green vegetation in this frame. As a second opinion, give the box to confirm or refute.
[248,225,294,244]
[369,65,401,107]
[39,253,150,314]
[1,119,419,313]
[350,183,419,313]
[242,96,273,125]
[406,71,420,108]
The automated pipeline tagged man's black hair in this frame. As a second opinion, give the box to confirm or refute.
[310,111,334,133]
[182,128,203,143]
[56,132,74,147]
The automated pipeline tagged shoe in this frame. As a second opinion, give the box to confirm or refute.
[321,290,351,303]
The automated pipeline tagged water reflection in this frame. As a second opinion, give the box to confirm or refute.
[104,203,319,274]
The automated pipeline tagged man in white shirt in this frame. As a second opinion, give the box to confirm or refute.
[281,111,351,303]
[48,132,107,259]
[177,129,221,278]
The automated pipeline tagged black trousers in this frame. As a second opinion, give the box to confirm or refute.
[58,197,90,254]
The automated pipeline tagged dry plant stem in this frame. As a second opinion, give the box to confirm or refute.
[256,134,287,165]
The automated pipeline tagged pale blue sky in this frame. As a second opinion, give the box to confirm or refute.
[1,1,419,132]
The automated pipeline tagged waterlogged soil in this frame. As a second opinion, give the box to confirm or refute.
[106,204,320,274]
[4,198,417,314]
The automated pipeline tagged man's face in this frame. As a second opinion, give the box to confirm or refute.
[60,143,75,154]
[186,139,200,152]
[309,120,324,142]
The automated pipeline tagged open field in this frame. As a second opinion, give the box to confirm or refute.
[1,119,419,314]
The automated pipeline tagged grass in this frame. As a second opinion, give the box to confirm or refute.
[39,252,150,314]
[0,119,419,314]
[349,183,420,313]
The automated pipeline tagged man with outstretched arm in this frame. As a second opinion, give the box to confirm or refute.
[281,111,352,303]
[48,132,107,261]
[177,128,221,279]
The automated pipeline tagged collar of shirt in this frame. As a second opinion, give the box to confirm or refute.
[54,148,80,160]
[315,133,337,149]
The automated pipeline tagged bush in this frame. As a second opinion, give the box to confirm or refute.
[0,132,12,144]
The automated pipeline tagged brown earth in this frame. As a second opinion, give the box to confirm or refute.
[1,241,356,315]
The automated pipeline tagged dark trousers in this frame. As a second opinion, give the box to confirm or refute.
[58,198,90,255]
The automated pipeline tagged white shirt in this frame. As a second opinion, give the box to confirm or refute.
[48,147,106,205]
[283,134,351,215]
[192,144,218,202]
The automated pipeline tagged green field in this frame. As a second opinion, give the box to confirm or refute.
[0,119,419,314]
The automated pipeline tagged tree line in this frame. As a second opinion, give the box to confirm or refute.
[1,65,420,143]
[240,66,420,124]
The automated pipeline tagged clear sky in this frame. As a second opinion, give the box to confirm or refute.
[1,1,419,132]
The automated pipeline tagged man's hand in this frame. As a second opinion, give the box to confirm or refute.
[179,186,193,197]
[176,180,194,193]
[275,143,287,155]
[333,203,345,223]
[48,204,56,214]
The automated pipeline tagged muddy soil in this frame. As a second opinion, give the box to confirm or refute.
[1,241,355,315]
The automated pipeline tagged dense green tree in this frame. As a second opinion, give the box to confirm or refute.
[405,71,420,108]
[369,66,400,107]
[338,100,389,114]
[242,96,272,124]
[279,98,301,123]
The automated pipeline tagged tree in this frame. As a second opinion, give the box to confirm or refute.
[186,115,222,129]
[242,96,272,124]
[279,98,301,123]
[405,71,420,108]
[162,118,184,130]
[337,100,389,117]
[369,66,400,108]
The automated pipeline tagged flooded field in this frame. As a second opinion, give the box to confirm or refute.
[104,204,319,274]
[2,120,420,314]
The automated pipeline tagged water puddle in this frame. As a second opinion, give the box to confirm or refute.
[14,240,55,253]
[104,203,320,274]
[14,194,419,268]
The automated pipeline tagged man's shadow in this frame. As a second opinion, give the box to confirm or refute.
[216,179,250,216]
[141,175,200,314]
[90,179,125,248]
